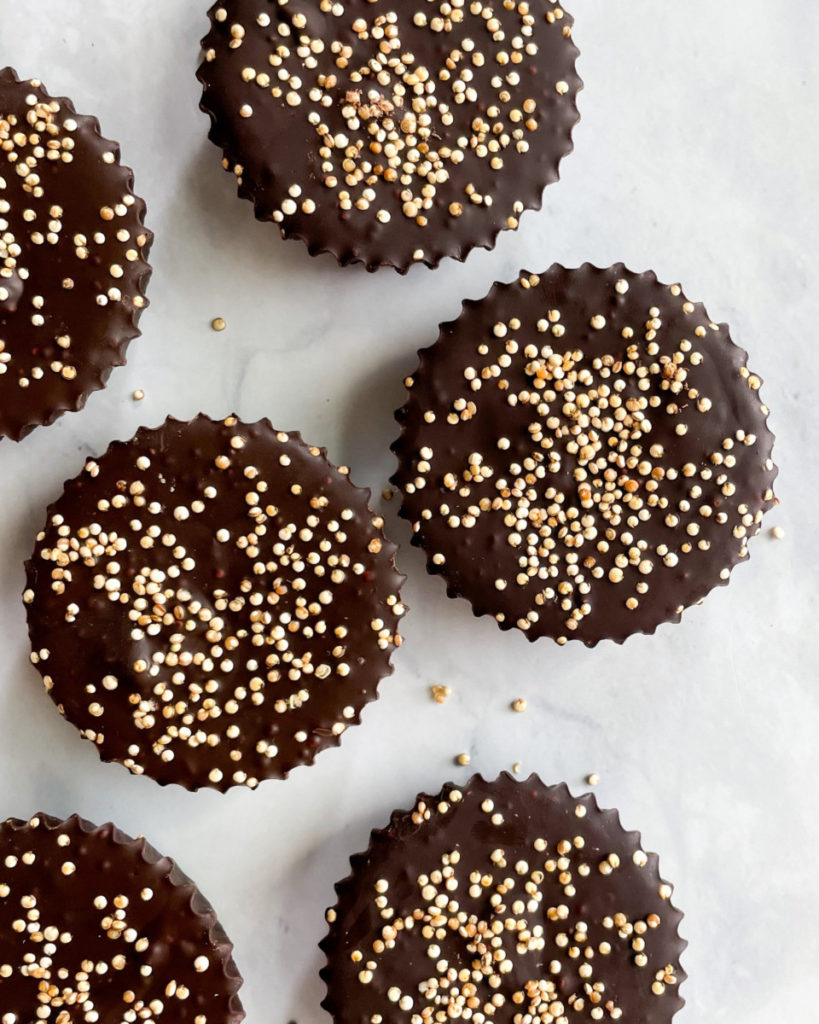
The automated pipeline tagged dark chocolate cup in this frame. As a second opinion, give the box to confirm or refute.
[0,68,152,441]
[196,1,581,272]
[0,812,244,1022]
[392,264,777,645]
[321,773,686,1024]
[24,414,406,791]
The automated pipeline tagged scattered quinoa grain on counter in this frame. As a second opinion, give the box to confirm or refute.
[430,684,451,704]
[212,316,227,331]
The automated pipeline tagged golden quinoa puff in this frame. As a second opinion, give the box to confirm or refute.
[0,812,244,1023]
[24,414,406,791]
[197,0,581,271]
[0,68,152,441]
[321,774,687,1024]
[392,264,777,645]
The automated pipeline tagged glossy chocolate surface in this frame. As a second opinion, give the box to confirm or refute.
[0,812,244,1022]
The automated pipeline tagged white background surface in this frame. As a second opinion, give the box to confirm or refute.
[1,1,817,1020]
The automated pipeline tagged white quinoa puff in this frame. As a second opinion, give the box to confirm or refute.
[0,812,244,1023]
[24,415,406,791]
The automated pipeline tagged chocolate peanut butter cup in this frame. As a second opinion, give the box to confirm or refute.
[392,264,777,645]
[321,774,686,1023]
[24,414,405,790]
[0,68,152,441]
[0,812,244,1023]
[197,1,581,272]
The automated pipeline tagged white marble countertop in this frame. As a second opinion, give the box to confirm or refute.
[1,1,817,1019]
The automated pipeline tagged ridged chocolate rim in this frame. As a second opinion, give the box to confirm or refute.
[196,1,582,272]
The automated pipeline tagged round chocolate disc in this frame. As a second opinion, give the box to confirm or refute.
[24,414,405,790]
[0,68,152,441]
[392,264,777,645]
[0,812,244,1023]
[197,1,581,272]
[321,774,686,1024]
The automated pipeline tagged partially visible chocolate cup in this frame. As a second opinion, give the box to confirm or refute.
[0,68,152,441]
[0,812,244,1022]
[197,1,581,271]
[321,773,687,1023]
